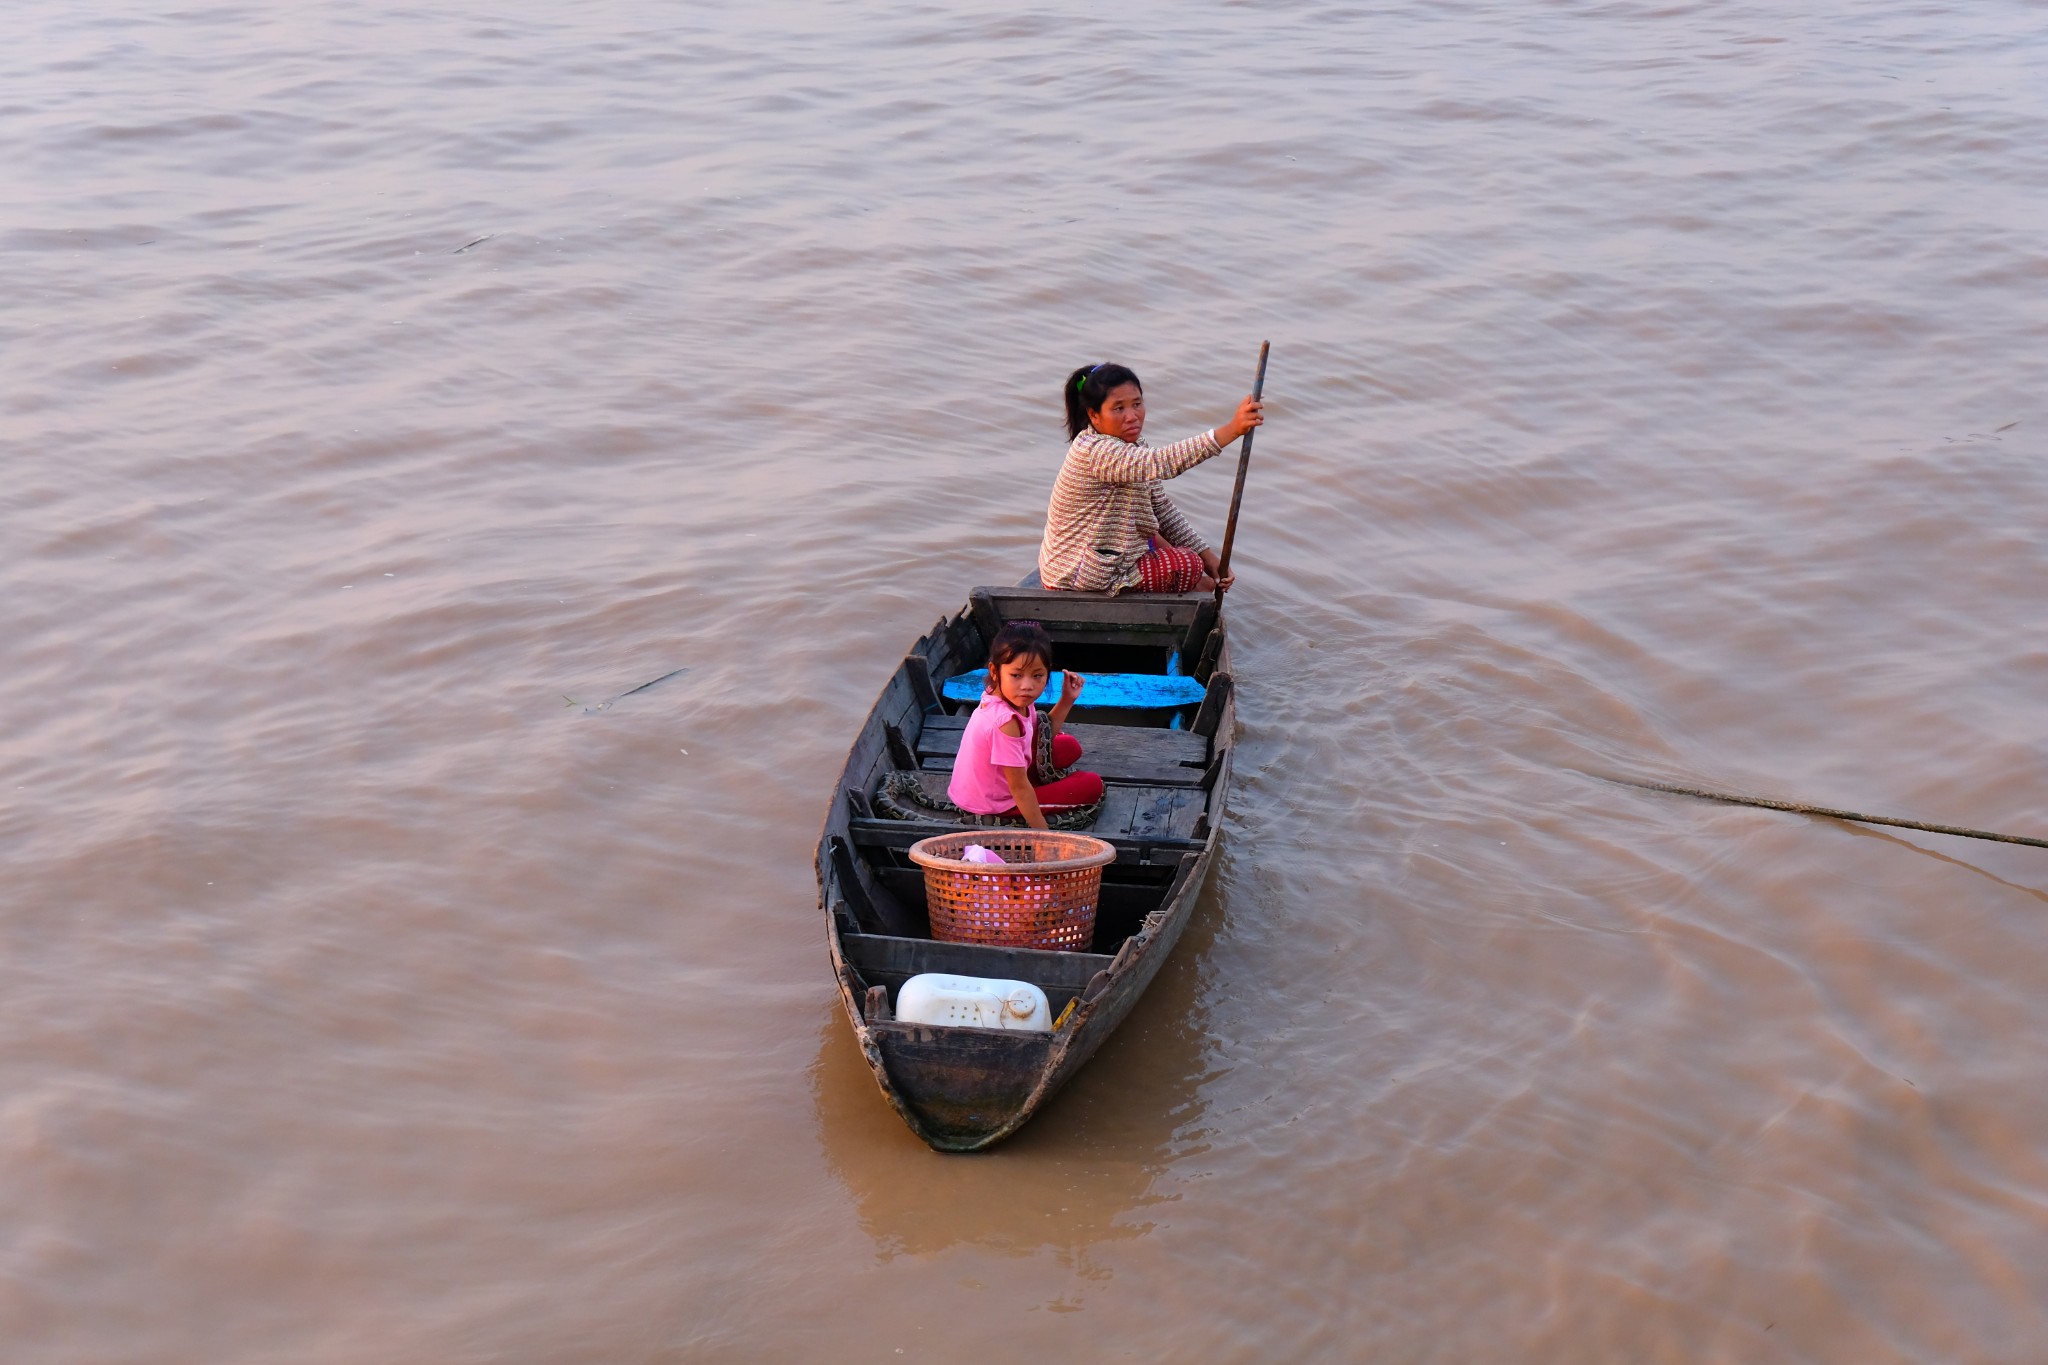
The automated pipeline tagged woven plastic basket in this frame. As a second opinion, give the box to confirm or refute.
[907,830,1117,951]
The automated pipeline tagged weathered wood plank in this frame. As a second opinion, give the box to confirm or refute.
[1165,787,1208,840]
[968,588,1003,647]
[842,932,1113,993]
[843,707,888,781]
[974,587,1206,629]
[918,717,1205,762]
[848,817,1205,862]
[916,716,1209,787]
[1088,785,1141,839]
[868,1025,1054,1147]
[886,771,1209,836]
[944,610,984,667]
[1192,672,1234,738]
[1030,625,1187,650]
[831,835,918,937]
[1181,596,1218,665]
[830,897,861,938]
[862,657,924,734]
[903,654,940,713]
[1127,787,1183,840]
[1194,622,1226,682]
[1021,618,1185,635]
[884,722,918,771]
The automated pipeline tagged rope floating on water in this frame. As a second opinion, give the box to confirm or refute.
[582,666,690,715]
[1606,775,2048,850]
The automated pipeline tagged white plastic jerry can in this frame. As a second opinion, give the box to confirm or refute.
[893,973,1051,1032]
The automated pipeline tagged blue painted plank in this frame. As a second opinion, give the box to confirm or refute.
[941,671,1208,709]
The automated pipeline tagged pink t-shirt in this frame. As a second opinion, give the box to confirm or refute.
[946,692,1037,814]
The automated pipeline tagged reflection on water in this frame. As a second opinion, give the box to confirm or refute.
[810,1016,1158,1267]
[812,877,1232,1264]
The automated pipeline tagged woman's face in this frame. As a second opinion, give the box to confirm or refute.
[1088,382,1145,442]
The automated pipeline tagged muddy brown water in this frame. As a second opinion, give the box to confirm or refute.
[5,2,2047,1360]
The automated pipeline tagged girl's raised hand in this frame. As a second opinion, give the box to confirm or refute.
[1217,394,1265,445]
[1058,670,1085,705]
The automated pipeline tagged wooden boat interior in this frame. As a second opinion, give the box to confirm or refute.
[822,586,1235,1023]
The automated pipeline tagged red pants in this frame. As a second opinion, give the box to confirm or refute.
[1136,539,1204,593]
[1035,733,1104,810]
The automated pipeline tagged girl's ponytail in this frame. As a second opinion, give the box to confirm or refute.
[1063,362,1142,439]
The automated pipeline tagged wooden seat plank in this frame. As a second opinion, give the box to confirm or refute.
[1128,786,1181,840]
[851,773,1204,859]
[915,717,1209,787]
[842,932,1113,995]
[973,586,1206,629]
[889,771,1206,834]
[1143,787,1209,840]
[847,817,1204,864]
[1088,785,1141,840]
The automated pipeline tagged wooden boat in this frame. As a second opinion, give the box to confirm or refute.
[817,581,1236,1152]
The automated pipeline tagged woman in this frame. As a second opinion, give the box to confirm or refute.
[1037,362,1264,595]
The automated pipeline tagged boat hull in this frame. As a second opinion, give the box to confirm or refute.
[818,583,1235,1151]
[831,842,1216,1151]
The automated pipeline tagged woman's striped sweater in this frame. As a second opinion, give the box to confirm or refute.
[1036,427,1223,595]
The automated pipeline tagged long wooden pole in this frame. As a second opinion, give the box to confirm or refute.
[1606,775,2048,850]
[1212,341,1270,608]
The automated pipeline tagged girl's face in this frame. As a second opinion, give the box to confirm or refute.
[1088,382,1145,442]
[997,655,1051,710]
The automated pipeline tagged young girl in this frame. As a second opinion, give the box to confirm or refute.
[1038,362,1264,595]
[946,621,1105,829]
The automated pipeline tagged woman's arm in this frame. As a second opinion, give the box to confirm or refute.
[1199,547,1235,592]
[1081,429,1222,485]
[1150,487,1208,554]
[1002,766,1049,830]
[1081,394,1264,485]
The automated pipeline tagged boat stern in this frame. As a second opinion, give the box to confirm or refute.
[861,1020,1059,1152]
